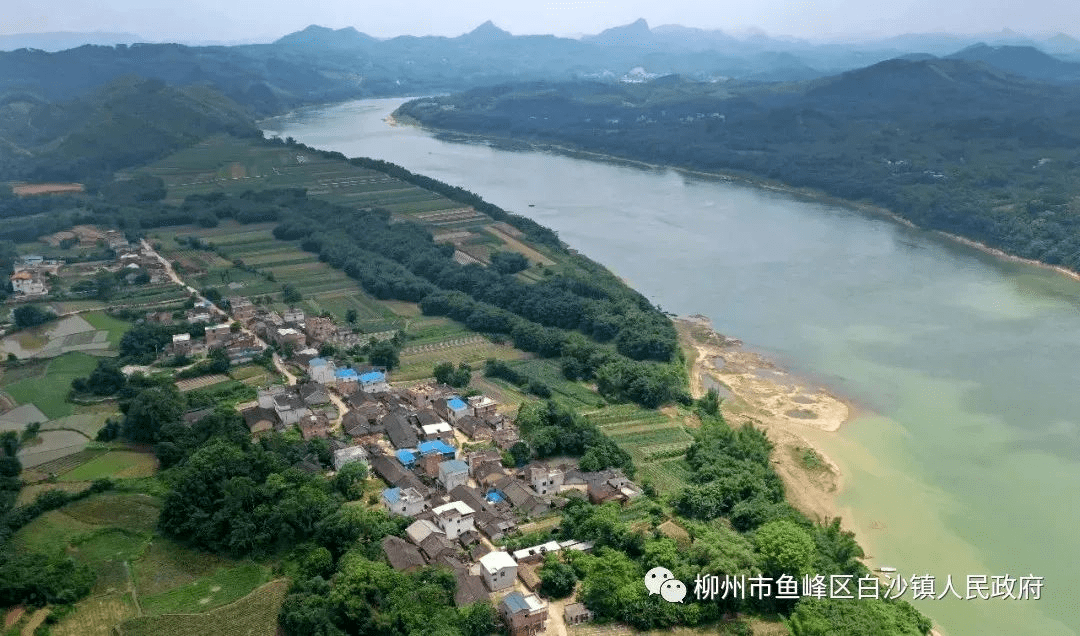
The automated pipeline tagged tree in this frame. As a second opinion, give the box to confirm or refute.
[123,385,185,443]
[490,250,529,274]
[333,461,369,500]
[72,358,126,396]
[754,519,816,578]
[509,441,531,467]
[433,361,470,387]
[788,598,932,636]
[345,308,358,324]
[12,305,56,329]
[697,388,721,415]
[539,555,577,598]
[282,284,302,304]
[368,339,400,370]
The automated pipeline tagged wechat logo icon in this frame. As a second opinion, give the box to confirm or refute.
[644,567,688,603]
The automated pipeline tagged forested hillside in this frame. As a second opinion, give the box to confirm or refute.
[0,76,261,181]
[397,59,1080,271]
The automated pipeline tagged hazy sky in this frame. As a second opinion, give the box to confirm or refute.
[5,0,1077,42]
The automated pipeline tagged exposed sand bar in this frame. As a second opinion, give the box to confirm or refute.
[677,314,850,524]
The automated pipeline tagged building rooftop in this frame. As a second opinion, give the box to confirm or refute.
[359,370,385,383]
[513,541,562,561]
[422,422,453,435]
[383,487,401,503]
[447,397,469,411]
[396,449,417,465]
[309,357,328,367]
[336,368,359,380]
[432,501,475,517]
[172,333,190,343]
[479,550,516,573]
[439,459,468,474]
[418,440,455,456]
[502,591,545,614]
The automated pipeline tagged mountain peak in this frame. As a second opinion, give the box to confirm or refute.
[274,25,374,48]
[462,20,512,40]
[587,18,654,46]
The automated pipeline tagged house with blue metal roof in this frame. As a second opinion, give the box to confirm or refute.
[382,486,425,516]
[357,370,390,393]
[499,591,548,636]
[396,449,417,467]
[335,368,359,382]
[446,396,470,424]
[438,459,469,491]
[417,440,456,459]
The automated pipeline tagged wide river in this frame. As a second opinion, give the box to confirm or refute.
[264,98,1080,635]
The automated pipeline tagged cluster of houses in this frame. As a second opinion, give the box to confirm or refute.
[232,338,638,633]
[166,312,268,366]
[159,291,641,634]
[106,236,170,285]
[9,255,61,296]
[12,228,170,299]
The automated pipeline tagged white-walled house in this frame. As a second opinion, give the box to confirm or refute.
[479,550,517,591]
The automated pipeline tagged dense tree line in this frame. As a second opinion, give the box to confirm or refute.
[557,487,929,634]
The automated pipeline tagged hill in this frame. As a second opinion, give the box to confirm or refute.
[396,58,1080,272]
[0,76,260,181]
[946,43,1080,82]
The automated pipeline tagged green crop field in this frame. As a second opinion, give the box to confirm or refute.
[60,451,158,481]
[396,339,532,382]
[2,352,99,418]
[116,578,290,636]
[138,562,271,616]
[60,493,162,532]
[510,358,602,407]
[13,509,100,554]
[81,311,133,348]
[71,528,153,593]
[584,404,695,493]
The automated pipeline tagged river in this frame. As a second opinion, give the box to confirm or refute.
[263,98,1080,635]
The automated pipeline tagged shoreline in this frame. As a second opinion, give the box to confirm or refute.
[675,314,850,525]
[391,110,1080,286]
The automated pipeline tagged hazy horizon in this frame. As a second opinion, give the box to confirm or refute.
[5,0,1078,45]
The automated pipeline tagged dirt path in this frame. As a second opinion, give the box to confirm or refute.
[676,315,847,524]
[20,609,48,636]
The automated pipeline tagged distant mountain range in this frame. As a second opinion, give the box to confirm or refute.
[0,20,1078,111]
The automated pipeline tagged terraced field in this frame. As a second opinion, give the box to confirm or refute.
[153,222,402,330]
[585,404,695,494]
[395,337,533,382]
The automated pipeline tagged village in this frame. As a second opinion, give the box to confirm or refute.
[143,284,642,636]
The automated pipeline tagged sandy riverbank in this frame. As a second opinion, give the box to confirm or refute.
[676,314,850,524]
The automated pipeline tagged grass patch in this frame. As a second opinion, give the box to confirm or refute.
[793,445,828,472]
[60,451,158,481]
[13,509,100,554]
[81,311,132,348]
[138,563,272,616]
[3,352,99,418]
[116,578,289,636]
[133,539,239,597]
[60,493,162,533]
